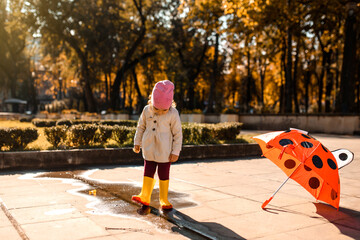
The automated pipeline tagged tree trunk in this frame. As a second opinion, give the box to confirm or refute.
[246,50,252,113]
[337,2,358,113]
[205,33,219,114]
[293,40,300,113]
[122,74,127,109]
[334,48,341,111]
[284,0,293,113]
[317,53,325,113]
[132,68,145,113]
[280,39,286,114]
[81,62,97,112]
[105,73,109,108]
[31,78,38,114]
[258,57,266,111]
[285,26,293,113]
[187,79,195,110]
[110,66,124,110]
[304,69,311,113]
[325,50,333,113]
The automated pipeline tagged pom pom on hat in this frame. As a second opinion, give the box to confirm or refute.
[151,80,174,110]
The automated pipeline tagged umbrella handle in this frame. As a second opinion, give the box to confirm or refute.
[261,162,303,210]
[261,197,273,209]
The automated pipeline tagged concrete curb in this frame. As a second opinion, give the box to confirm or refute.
[0,143,261,171]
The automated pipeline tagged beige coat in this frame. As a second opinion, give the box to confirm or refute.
[134,105,182,163]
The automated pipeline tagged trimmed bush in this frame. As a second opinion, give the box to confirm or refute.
[94,125,113,144]
[214,122,243,140]
[67,124,98,147]
[32,119,57,127]
[44,126,68,148]
[56,119,73,127]
[20,117,33,122]
[127,127,137,143]
[195,124,216,144]
[112,126,135,145]
[100,120,138,127]
[0,127,38,150]
[182,125,193,145]
[182,123,215,145]
[72,120,99,125]
[181,122,242,145]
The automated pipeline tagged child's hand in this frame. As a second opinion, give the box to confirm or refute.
[133,145,140,153]
[169,154,179,163]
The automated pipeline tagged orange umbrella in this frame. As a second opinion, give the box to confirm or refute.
[254,129,349,210]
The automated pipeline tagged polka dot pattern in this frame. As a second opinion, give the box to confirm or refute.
[302,134,311,139]
[312,155,323,168]
[309,177,320,189]
[339,153,348,161]
[321,144,328,153]
[304,165,312,171]
[284,159,296,169]
[301,141,313,148]
[327,159,337,170]
[279,139,293,146]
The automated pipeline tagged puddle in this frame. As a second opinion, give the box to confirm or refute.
[33,170,197,233]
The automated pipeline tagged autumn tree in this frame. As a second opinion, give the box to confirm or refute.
[337,1,359,113]
[0,0,31,108]
[109,0,159,110]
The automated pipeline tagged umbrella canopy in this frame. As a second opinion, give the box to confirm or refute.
[254,128,344,209]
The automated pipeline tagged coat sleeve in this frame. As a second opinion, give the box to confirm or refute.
[134,108,147,146]
[170,109,183,156]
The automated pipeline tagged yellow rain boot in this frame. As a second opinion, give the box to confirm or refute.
[159,180,173,210]
[132,176,156,206]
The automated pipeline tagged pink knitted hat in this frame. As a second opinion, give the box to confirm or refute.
[151,80,174,110]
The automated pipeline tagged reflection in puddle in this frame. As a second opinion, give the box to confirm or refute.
[33,170,197,232]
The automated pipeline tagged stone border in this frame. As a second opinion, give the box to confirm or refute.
[0,144,261,171]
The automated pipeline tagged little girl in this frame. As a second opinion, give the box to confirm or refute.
[132,80,182,210]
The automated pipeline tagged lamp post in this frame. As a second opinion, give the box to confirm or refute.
[30,71,38,114]
[58,77,63,100]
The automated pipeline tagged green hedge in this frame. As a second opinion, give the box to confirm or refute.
[100,120,138,127]
[42,122,243,147]
[32,119,138,128]
[0,127,38,150]
[32,119,57,127]
[56,119,73,127]
[94,125,114,144]
[67,124,98,147]
[112,126,136,145]
[1,121,243,150]
[181,122,243,145]
[44,126,68,148]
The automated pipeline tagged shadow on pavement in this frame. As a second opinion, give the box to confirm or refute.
[145,207,245,240]
[314,203,360,239]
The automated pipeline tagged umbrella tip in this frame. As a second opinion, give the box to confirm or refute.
[261,197,273,209]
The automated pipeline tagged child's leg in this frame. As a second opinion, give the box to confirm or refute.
[158,162,172,209]
[157,162,171,180]
[131,160,157,206]
[144,160,158,178]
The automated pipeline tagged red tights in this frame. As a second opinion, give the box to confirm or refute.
[144,160,171,180]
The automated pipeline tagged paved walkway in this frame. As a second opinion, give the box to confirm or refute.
[0,132,359,239]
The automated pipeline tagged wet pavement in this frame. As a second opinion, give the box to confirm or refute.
[0,132,360,239]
